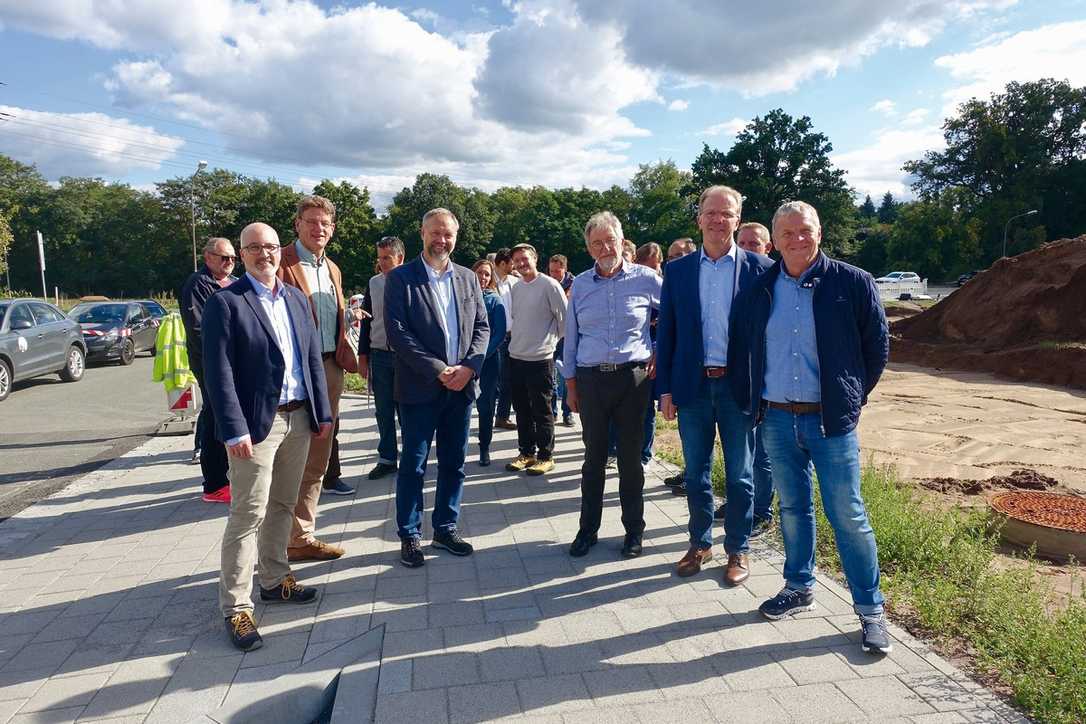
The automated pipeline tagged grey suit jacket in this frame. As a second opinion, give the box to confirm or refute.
[384,256,490,404]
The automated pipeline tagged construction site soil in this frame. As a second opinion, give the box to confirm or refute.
[892,235,1086,389]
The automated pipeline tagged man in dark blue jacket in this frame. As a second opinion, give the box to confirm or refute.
[728,200,891,655]
[656,185,773,585]
[203,222,333,652]
[384,208,490,569]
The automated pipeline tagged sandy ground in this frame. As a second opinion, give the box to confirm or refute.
[860,363,1086,493]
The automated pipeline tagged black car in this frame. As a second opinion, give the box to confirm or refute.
[71,302,160,365]
[0,299,86,402]
[135,299,170,320]
[957,270,981,286]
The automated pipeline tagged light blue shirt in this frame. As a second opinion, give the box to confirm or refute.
[763,268,821,403]
[228,273,308,445]
[563,261,661,378]
[294,240,338,354]
[699,244,737,366]
[425,261,460,365]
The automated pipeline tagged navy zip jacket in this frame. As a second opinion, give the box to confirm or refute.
[728,252,889,436]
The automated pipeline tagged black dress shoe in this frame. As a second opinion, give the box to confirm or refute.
[569,532,598,557]
[479,450,491,466]
[663,470,685,488]
[713,503,727,520]
[671,480,687,496]
[621,534,643,558]
[367,462,398,480]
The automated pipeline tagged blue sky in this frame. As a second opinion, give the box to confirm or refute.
[1,0,1083,210]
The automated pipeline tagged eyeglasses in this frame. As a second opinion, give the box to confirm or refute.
[212,253,237,262]
[242,244,281,255]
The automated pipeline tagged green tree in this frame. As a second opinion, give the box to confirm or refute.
[689,109,857,254]
[0,212,12,288]
[859,195,876,219]
[904,78,1086,261]
[876,192,898,224]
[626,161,698,244]
[886,189,983,279]
[383,174,472,260]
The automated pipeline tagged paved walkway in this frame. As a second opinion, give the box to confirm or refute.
[0,395,1028,723]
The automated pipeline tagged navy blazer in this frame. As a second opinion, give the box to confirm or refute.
[202,275,333,445]
[656,245,773,407]
[384,256,490,404]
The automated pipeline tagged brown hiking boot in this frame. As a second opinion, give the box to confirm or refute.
[723,553,750,586]
[676,546,713,577]
[287,538,345,561]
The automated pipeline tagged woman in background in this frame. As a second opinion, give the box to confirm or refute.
[472,259,507,466]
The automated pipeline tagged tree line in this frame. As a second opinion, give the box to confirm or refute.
[1,78,1082,298]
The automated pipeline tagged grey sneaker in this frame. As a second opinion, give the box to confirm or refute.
[860,614,893,654]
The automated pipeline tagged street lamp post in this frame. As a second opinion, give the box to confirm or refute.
[190,160,208,271]
[1002,209,1039,258]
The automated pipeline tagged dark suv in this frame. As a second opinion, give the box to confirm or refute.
[0,299,86,402]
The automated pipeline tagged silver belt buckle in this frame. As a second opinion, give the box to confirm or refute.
[598,362,618,372]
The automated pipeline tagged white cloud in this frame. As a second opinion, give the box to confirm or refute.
[902,108,930,125]
[667,99,689,111]
[935,20,1086,114]
[701,117,748,137]
[870,99,896,115]
[0,105,184,178]
[574,0,1018,95]
[833,126,945,200]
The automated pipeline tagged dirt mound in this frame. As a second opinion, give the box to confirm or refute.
[920,468,1063,496]
[892,236,1086,388]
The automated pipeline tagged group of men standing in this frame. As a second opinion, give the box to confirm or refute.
[186,185,893,658]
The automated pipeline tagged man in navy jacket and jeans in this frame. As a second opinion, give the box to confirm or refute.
[728,200,892,655]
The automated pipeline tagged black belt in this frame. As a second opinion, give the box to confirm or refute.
[582,360,647,373]
[765,400,821,414]
[277,399,306,413]
[704,366,727,378]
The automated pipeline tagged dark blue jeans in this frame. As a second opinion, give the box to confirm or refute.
[475,353,500,454]
[752,425,774,522]
[395,389,473,540]
[761,407,884,615]
[369,348,398,466]
[496,336,513,421]
[676,378,755,553]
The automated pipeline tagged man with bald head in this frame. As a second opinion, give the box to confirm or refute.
[202,222,333,652]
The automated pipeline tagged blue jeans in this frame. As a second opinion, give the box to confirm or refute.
[496,336,513,420]
[369,348,399,465]
[642,397,656,464]
[752,425,774,522]
[475,353,500,453]
[395,389,473,540]
[760,407,884,615]
[677,378,755,553]
[551,372,572,418]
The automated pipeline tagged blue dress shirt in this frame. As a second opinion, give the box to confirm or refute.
[763,267,821,403]
[425,261,460,365]
[699,244,737,366]
[563,261,661,378]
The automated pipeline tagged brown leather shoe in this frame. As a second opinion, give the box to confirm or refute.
[287,539,345,562]
[723,553,750,586]
[676,546,713,577]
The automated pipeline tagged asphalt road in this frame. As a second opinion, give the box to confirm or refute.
[0,354,176,520]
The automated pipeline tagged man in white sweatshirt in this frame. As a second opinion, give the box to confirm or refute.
[505,243,568,476]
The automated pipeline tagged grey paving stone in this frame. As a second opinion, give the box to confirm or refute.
[647,660,730,701]
[516,674,593,716]
[374,689,449,724]
[0,640,79,675]
[382,629,445,661]
[441,623,506,653]
[29,613,106,643]
[631,699,713,724]
[772,682,866,722]
[712,652,795,693]
[478,646,545,682]
[704,690,792,723]
[0,669,54,704]
[829,643,908,678]
[412,651,480,690]
[540,640,608,676]
[427,600,486,628]
[447,682,521,723]
[7,704,86,723]
[770,615,853,649]
[773,647,860,685]
[376,659,411,695]
[142,653,240,724]
[582,667,661,707]
[899,673,986,713]
[838,675,937,717]
[18,672,112,712]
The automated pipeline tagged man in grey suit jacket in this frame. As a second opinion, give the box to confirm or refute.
[384,208,490,568]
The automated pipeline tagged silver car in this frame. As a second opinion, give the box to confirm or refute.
[0,299,87,402]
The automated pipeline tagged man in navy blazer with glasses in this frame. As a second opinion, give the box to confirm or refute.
[384,208,490,569]
[656,185,773,586]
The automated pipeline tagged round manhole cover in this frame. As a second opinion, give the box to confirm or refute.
[990,491,1086,561]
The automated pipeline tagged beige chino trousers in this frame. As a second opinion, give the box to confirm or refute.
[290,356,345,546]
[219,406,312,617]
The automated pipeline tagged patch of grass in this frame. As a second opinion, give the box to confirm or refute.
[812,465,1086,724]
[343,372,367,393]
